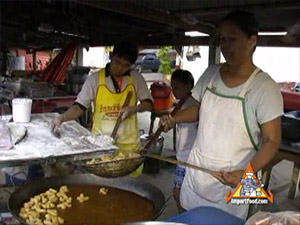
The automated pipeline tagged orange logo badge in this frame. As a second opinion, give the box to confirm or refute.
[225,163,273,205]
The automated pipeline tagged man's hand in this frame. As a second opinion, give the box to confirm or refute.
[51,114,64,132]
[120,106,137,120]
[214,170,244,188]
[159,114,176,132]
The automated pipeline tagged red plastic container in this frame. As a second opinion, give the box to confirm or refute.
[278,82,300,111]
[281,91,300,111]
[150,81,173,111]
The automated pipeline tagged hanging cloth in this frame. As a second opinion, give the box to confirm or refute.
[39,42,77,83]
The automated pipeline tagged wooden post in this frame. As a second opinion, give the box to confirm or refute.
[208,33,221,65]
[32,51,37,71]
[76,47,84,66]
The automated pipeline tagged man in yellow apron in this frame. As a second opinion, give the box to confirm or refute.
[52,41,153,176]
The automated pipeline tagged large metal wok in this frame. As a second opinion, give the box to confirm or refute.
[9,173,166,225]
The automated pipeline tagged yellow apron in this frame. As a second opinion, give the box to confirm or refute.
[92,69,142,176]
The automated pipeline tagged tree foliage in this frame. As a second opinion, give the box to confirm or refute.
[157,46,172,75]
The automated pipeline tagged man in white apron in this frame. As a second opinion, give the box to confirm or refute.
[160,11,283,219]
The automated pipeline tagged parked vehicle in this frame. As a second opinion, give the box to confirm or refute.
[134,49,176,73]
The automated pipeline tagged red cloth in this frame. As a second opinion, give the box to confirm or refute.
[39,42,77,83]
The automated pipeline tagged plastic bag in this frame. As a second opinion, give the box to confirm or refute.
[245,211,300,225]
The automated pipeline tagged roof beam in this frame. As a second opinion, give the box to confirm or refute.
[258,35,300,47]
[173,1,300,16]
[77,0,214,34]
[91,35,210,46]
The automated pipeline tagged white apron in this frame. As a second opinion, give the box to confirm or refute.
[180,68,260,219]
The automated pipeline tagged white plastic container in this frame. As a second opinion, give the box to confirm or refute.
[12,98,32,123]
[13,56,25,70]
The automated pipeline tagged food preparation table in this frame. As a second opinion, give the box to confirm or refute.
[0,113,117,168]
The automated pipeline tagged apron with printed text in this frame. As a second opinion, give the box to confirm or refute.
[180,68,260,219]
[92,69,140,153]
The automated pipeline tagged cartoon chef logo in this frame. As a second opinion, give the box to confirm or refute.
[225,163,273,205]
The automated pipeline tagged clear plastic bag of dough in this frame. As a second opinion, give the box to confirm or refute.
[245,211,300,225]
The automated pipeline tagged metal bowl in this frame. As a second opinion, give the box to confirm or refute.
[75,156,145,178]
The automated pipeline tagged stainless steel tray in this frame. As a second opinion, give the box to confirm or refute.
[0,113,117,167]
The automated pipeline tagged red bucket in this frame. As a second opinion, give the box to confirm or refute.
[150,81,173,111]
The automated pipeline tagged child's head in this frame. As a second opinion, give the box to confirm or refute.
[171,69,194,99]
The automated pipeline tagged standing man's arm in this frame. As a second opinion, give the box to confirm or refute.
[51,104,84,131]
[51,73,97,131]
[135,70,153,112]
[121,99,152,119]
[218,79,283,187]
[121,71,153,119]
[218,117,281,187]
[250,117,281,172]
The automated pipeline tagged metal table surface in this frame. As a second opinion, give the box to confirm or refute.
[0,113,117,167]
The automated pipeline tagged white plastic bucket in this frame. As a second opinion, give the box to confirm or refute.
[13,56,25,70]
[12,98,32,123]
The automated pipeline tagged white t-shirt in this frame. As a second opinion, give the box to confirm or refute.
[75,68,153,108]
[192,64,283,145]
[176,96,198,162]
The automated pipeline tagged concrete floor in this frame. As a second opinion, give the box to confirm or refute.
[136,163,178,220]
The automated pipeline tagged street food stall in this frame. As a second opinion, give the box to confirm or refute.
[1,0,300,224]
